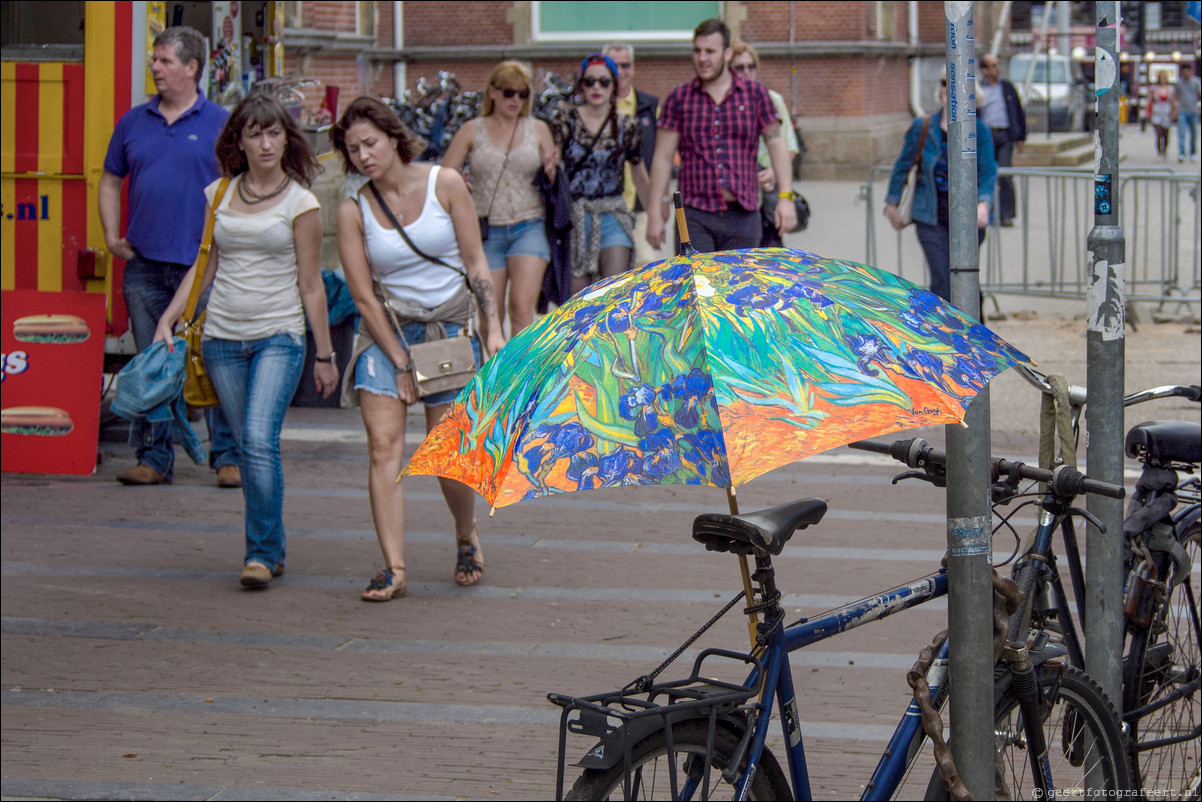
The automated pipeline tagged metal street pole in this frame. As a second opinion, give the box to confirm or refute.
[943,3,994,797]
[1085,0,1126,710]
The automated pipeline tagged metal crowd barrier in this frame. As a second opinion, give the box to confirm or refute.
[860,166,1201,311]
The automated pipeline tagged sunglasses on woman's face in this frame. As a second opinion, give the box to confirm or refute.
[496,87,531,99]
[581,77,612,89]
[732,63,757,74]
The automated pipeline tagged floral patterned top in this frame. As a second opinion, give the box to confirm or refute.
[555,108,643,201]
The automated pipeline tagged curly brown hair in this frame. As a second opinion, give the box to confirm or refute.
[214,92,320,186]
[329,96,426,174]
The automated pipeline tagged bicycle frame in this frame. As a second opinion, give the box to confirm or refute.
[736,569,952,801]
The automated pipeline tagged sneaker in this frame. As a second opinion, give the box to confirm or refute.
[240,561,272,588]
[1192,154,1199,162]
[216,465,241,488]
[116,464,170,485]
[1179,154,1185,162]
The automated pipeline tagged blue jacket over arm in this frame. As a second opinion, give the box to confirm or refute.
[885,110,997,227]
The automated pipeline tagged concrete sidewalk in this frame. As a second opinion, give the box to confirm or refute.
[2,121,1198,802]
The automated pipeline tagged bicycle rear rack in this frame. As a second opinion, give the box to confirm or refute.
[548,648,763,801]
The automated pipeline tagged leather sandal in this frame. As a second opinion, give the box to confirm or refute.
[454,530,484,587]
[361,568,406,602]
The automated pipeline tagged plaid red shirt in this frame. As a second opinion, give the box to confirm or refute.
[658,73,780,212]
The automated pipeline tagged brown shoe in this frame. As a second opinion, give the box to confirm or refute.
[116,464,170,485]
[216,465,242,488]
[240,561,272,588]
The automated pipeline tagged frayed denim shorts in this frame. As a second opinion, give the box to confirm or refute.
[580,211,634,250]
[482,216,549,271]
[354,320,482,407]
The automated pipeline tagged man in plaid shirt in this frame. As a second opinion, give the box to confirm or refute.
[646,18,797,253]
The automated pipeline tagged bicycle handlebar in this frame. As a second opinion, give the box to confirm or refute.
[849,437,1126,500]
[1015,364,1200,408]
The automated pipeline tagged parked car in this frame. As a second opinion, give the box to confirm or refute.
[1009,53,1089,132]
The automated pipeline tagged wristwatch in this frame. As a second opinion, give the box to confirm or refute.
[315,351,337,364]
[777,190,798,200]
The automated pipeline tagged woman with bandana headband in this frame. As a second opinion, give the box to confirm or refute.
[554,53,650,295]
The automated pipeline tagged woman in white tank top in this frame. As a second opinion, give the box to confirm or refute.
[332,97,505,602]
[442,60,559,336]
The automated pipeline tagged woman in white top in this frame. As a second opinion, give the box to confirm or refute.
[154,93,338,590]
[442,60,558,335]
[332,97,505,602]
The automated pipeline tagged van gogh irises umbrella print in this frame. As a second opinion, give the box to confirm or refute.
[402,248,1029,511]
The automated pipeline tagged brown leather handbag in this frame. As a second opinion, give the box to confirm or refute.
[180,177,231,408]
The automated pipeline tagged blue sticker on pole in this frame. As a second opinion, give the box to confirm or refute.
[948,516,990,557]
[1095,173,1113,215]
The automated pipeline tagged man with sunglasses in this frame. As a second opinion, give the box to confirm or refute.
[646,18,797,254]
[603,42,660,266]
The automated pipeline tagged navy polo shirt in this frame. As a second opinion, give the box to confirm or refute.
[103,94,229,265]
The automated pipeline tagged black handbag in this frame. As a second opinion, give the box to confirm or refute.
[476,120,520,244]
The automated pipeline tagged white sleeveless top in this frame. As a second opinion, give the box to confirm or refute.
[361,165,465,308]
[204,177,320,341]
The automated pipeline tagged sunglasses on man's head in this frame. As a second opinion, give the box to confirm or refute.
[496,87,531,99]
[732,63,757,74]
[582,76,612,89]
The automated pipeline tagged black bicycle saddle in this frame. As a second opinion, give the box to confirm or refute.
[693,498,828,556]
[1125,420,1202,465]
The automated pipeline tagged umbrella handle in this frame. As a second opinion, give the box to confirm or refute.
[727,486,761,647]
[673,192,698,256]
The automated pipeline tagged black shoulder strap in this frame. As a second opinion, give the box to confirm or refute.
[367,178,467,283]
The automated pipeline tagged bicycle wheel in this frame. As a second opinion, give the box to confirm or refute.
[1122,521,1201,797]
[913,664,1132,799]
[565,720,791,801]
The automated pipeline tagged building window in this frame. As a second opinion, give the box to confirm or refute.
[874,1,896,40]
[531,0,720,42]
[357,1,376,38]
[282,1,301,28]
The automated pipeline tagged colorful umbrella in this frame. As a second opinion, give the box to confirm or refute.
[401,248,1030,511]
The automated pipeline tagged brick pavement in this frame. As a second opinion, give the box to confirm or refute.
[3,120,1199,802]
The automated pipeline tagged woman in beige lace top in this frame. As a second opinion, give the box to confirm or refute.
[443,61,558,335]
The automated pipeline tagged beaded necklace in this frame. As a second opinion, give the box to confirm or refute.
[237,173,291,205]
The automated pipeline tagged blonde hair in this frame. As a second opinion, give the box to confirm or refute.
[482,60,533,117]
[731,40,758,67]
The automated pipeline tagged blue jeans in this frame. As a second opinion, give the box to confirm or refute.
[1178,112,1199,157]
[123,254,239,479]
[202,333,305,568]
[914,222,986,302]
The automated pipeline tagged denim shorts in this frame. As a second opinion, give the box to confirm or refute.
[482,217,549,271]
[580,211,634,250]
[354,320,482,407]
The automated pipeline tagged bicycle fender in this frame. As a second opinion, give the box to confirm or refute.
[572,710,748,770]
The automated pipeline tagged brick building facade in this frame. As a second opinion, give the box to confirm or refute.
[280,1,1007,179]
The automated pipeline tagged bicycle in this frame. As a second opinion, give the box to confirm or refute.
[1005,366,1200,795]
[547,443,1133,800]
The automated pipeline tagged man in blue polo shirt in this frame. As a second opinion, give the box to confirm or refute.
[100,26,241,487]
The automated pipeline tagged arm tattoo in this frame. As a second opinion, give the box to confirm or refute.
[470,275,498,321]
[764,127,783,142]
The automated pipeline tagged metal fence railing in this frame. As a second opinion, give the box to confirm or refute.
[860,166,1200,310]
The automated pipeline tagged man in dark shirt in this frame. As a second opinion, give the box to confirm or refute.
[646,18,796,253]
[978,54,1026,226]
